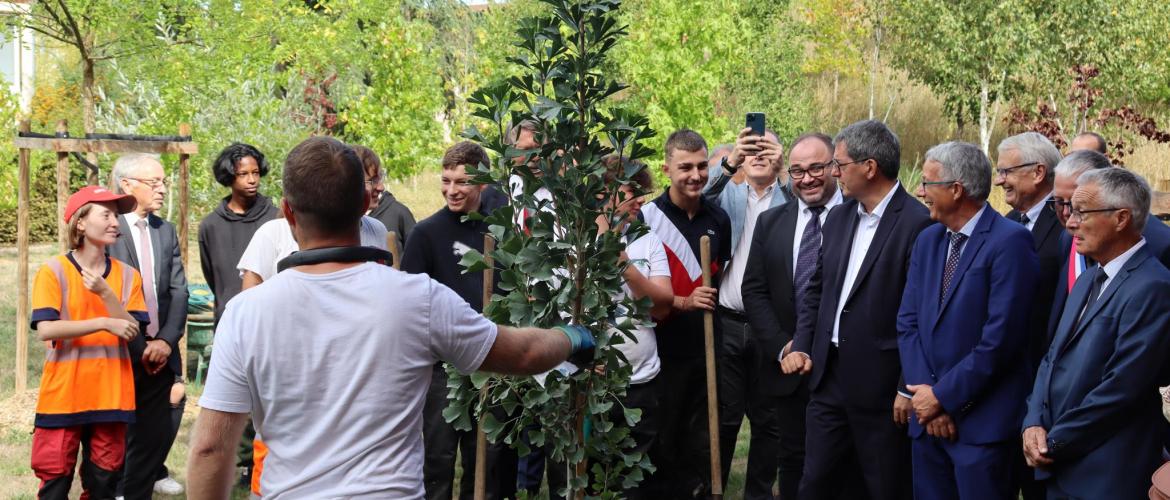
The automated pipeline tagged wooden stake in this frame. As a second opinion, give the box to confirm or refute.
[387,231,401,270]
[55,120,69,252]
[700,235,723,498]
[177,124,191,379]
[473,235,495,500]
[15,120,31,393]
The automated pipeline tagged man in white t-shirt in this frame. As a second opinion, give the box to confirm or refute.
[595,156,673,499]
[187,137,595,500]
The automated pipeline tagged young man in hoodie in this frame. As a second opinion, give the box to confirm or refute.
[196,142,279,489]
[197,143,280,325]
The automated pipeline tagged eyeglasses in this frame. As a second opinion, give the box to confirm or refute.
[788,163,829,180]
[365,177,384,187]
[127,177,169,189]
[920,179,958,190]
[1068,206,1122,222]
[828,158,871,172]
[1049,198,1072,214]
[994,162,1039,177]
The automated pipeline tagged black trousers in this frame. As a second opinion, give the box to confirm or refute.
[423,364,518,500]
[800,346,911,500]
[645,355,711,498]
[717,312,785,500]
[773,379,810,500]
[117,363,175,500]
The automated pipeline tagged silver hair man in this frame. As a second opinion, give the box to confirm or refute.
[925,141,992,201]
[1076,168,1151,233]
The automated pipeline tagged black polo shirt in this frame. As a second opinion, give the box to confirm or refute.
[647,191,732,360]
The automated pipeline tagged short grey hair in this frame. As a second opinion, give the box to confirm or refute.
[925,141,992,202]
[1077,168,1151,233]
[834,120,900,180]
[997,132,1062,182]
[112,153,163,194]
[1054,150,1112,182]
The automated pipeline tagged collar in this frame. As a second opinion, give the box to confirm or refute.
[951,203,989,238]
[1023,192,1051,224]
[657,190,707,218]
[123,211,145,228]
[1101,238,1147,280]
[857,181,901,218]
[797,188,843,215]
[747,181,779,201]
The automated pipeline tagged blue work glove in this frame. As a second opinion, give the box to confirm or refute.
[555,324,596,367]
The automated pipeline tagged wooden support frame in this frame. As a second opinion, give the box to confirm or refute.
[13,120,198,392]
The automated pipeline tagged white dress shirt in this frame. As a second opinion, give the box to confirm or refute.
[1098,238,1147,298]
[946,204,989,262]
[832,182,900,346]
[122,212,157,297]
[1022,193,1050,231]
[792,190,845,277]
[719,182,778,312]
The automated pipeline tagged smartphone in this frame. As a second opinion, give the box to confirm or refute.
[746,112,765,136]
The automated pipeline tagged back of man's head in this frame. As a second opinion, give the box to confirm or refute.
[1070,132,1107,154]
[283,136,366,237]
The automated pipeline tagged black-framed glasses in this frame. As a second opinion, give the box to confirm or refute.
[828,158,871,172]
[994,162,1039,177]
[1069,206,1122,222]
[1049,198,1072,214]
[789,163,829,180]
[920,179,959,190]
[127,177,169,189]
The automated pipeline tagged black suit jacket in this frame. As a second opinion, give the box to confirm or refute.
[791,186,931,410]
[1006,204,1064,371]
[109,214,189,376]
[742,201,804,396]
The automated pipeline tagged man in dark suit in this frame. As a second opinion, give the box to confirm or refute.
[995,132,1064,500]
[742,132,842,500]
[994,132,1063,371]
[109,154,189,499]
[781,120,931,500]
[1047,150,1170,338]
[1024,168,1170,499]
[899,142,1038,499]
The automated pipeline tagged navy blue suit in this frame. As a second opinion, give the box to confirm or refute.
[1025,244,1170,499]
[898,207,1038,499]
[1048,214,1170,339]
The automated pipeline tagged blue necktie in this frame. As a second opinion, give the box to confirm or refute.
[794,206,826,305]
[940,231,968,304]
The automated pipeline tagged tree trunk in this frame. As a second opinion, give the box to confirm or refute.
[81,56,99,185]
[978,79,991,155]
[868,24,881,121]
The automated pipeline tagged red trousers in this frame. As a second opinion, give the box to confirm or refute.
[31,423,127,500]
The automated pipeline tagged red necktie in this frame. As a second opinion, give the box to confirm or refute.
[1066,239,1079,293]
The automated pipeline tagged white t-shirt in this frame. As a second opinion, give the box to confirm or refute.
[613,232,669,384]
[200,263,498,499]
[236,216,388,281]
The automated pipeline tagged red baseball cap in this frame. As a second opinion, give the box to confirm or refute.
[63,186,137,223]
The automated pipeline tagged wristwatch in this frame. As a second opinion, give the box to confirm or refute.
[721,156,739,176]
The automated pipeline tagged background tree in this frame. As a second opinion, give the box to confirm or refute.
[885,0,1040,153]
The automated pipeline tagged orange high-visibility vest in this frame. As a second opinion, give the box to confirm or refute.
[31,254,147,427]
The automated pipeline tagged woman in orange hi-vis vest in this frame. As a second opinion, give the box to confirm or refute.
[29,186,148,500]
